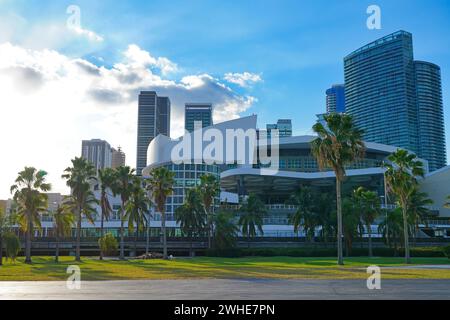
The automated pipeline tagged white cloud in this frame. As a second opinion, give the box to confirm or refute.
[70,26,104,43]
[224,72,262,87]
[0,43,255,198]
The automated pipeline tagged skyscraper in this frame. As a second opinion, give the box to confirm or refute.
[111,147,126,168]
[185,103,213,132]
[81,139,112,171]
[326,84,346,113]
[344,30,446,171]
[415,61,447,171]
[266,119,292,138]
[136,91,171,175]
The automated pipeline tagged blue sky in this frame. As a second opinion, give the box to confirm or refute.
[0,0,449,196]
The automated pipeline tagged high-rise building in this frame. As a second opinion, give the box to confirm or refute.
[266,119,292,138]
[185,104,213,132]
[414,61,447,171]
[81,139,112,172]
[136,91,171,175]
[326,84,346,113]
[111,147,126,168]
[344,30,446,171]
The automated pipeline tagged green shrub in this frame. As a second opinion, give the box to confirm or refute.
[98,233,118,257]
[4,232,20,263]
[204,246,447,258]
[443,245,450,259]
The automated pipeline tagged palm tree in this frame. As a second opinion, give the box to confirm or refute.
[289,187,317,242]
[0,207,10,266]
[10,167,51,264]
[353,187,380,257]
[114,166,135,260]
[378,208,403,254]
[213,209,239,251]
[62,157,98,262]
[174,188,206,257]
[239,194,266,248]
[147,167,175,260]
[125,177,151,256]
[52,205,75,263]
[315,192,336,243]
[198,174,219,249]
[384,149,425,264]
[311,113,365,265]
[342,197,363,256]
[97,168,117,260]
[407,188,433,245]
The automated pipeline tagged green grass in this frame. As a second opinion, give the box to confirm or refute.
[0,256,449,281]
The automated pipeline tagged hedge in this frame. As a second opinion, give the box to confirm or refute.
[204,246,446,258]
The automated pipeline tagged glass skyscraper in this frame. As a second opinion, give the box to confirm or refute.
[136,91,171,175]
[344,30,446,171]
[326,84,346,113]
[184,103,213,132]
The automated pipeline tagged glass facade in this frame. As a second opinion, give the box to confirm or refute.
[415,61,447,171]
[326,84,346,113]
[136,91,171,175]
[184,104,213,132]
[344,30,446,171]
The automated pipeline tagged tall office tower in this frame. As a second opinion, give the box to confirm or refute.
[414,61,447,171]
[344,30,446,171]
[266,119,293,138]
[185,103,213,132]
[136,91,171,175]
[326,84,346,113]
[111,147,126,169]
[81,139,112,172]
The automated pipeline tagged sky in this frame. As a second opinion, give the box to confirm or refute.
[1,0,450,198]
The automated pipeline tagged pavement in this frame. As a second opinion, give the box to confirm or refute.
[0,279,449,300]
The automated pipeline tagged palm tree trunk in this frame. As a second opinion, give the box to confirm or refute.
[402,206,411,264]
[76,206,81,262]
[25,214,32,264]
[55,233,59,263]
[146,216,150,256]
[162,210,167,259]
[0,233,3,266]
[100,212,104,260]
[336,178,344,265]
[206,208,212,250]
[119,204,125,260]
[134,219,139,257]
[190,232,193,257]
[368,225,373,257]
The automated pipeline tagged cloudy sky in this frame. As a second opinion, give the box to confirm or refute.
[1,0,450,198]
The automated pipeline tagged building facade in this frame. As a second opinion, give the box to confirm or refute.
[344,30,446,171]
[184,103,213,132]
[266,119,293,138]
[326,84,346,113]
[111,147,126,168]
[81,139,112,171]
[136,91,171,175]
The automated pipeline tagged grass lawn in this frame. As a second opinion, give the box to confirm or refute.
[0,256,449,281]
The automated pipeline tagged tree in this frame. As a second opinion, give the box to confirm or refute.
[198,174,220,249]
[114,166,135,260]
[62,157,98,262]
[97,168,117,260]
[315,193,336,243]
[213,209,238,251]
[174,188,206,257]
[125,177,151,256]
[352,187,380,257]
[10,167,51,264]
[407,188,433,242]
[311,113,365,265]
[0,207,10,266]
[445,195,450,209]
[384,149,425,264]
[4,232,20,264]
[289,187,317,242]
[378,208,403,254]
[147,167,175,260]
[239,194,266,248]
[52,205,75,263]
[342,197,363,256]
